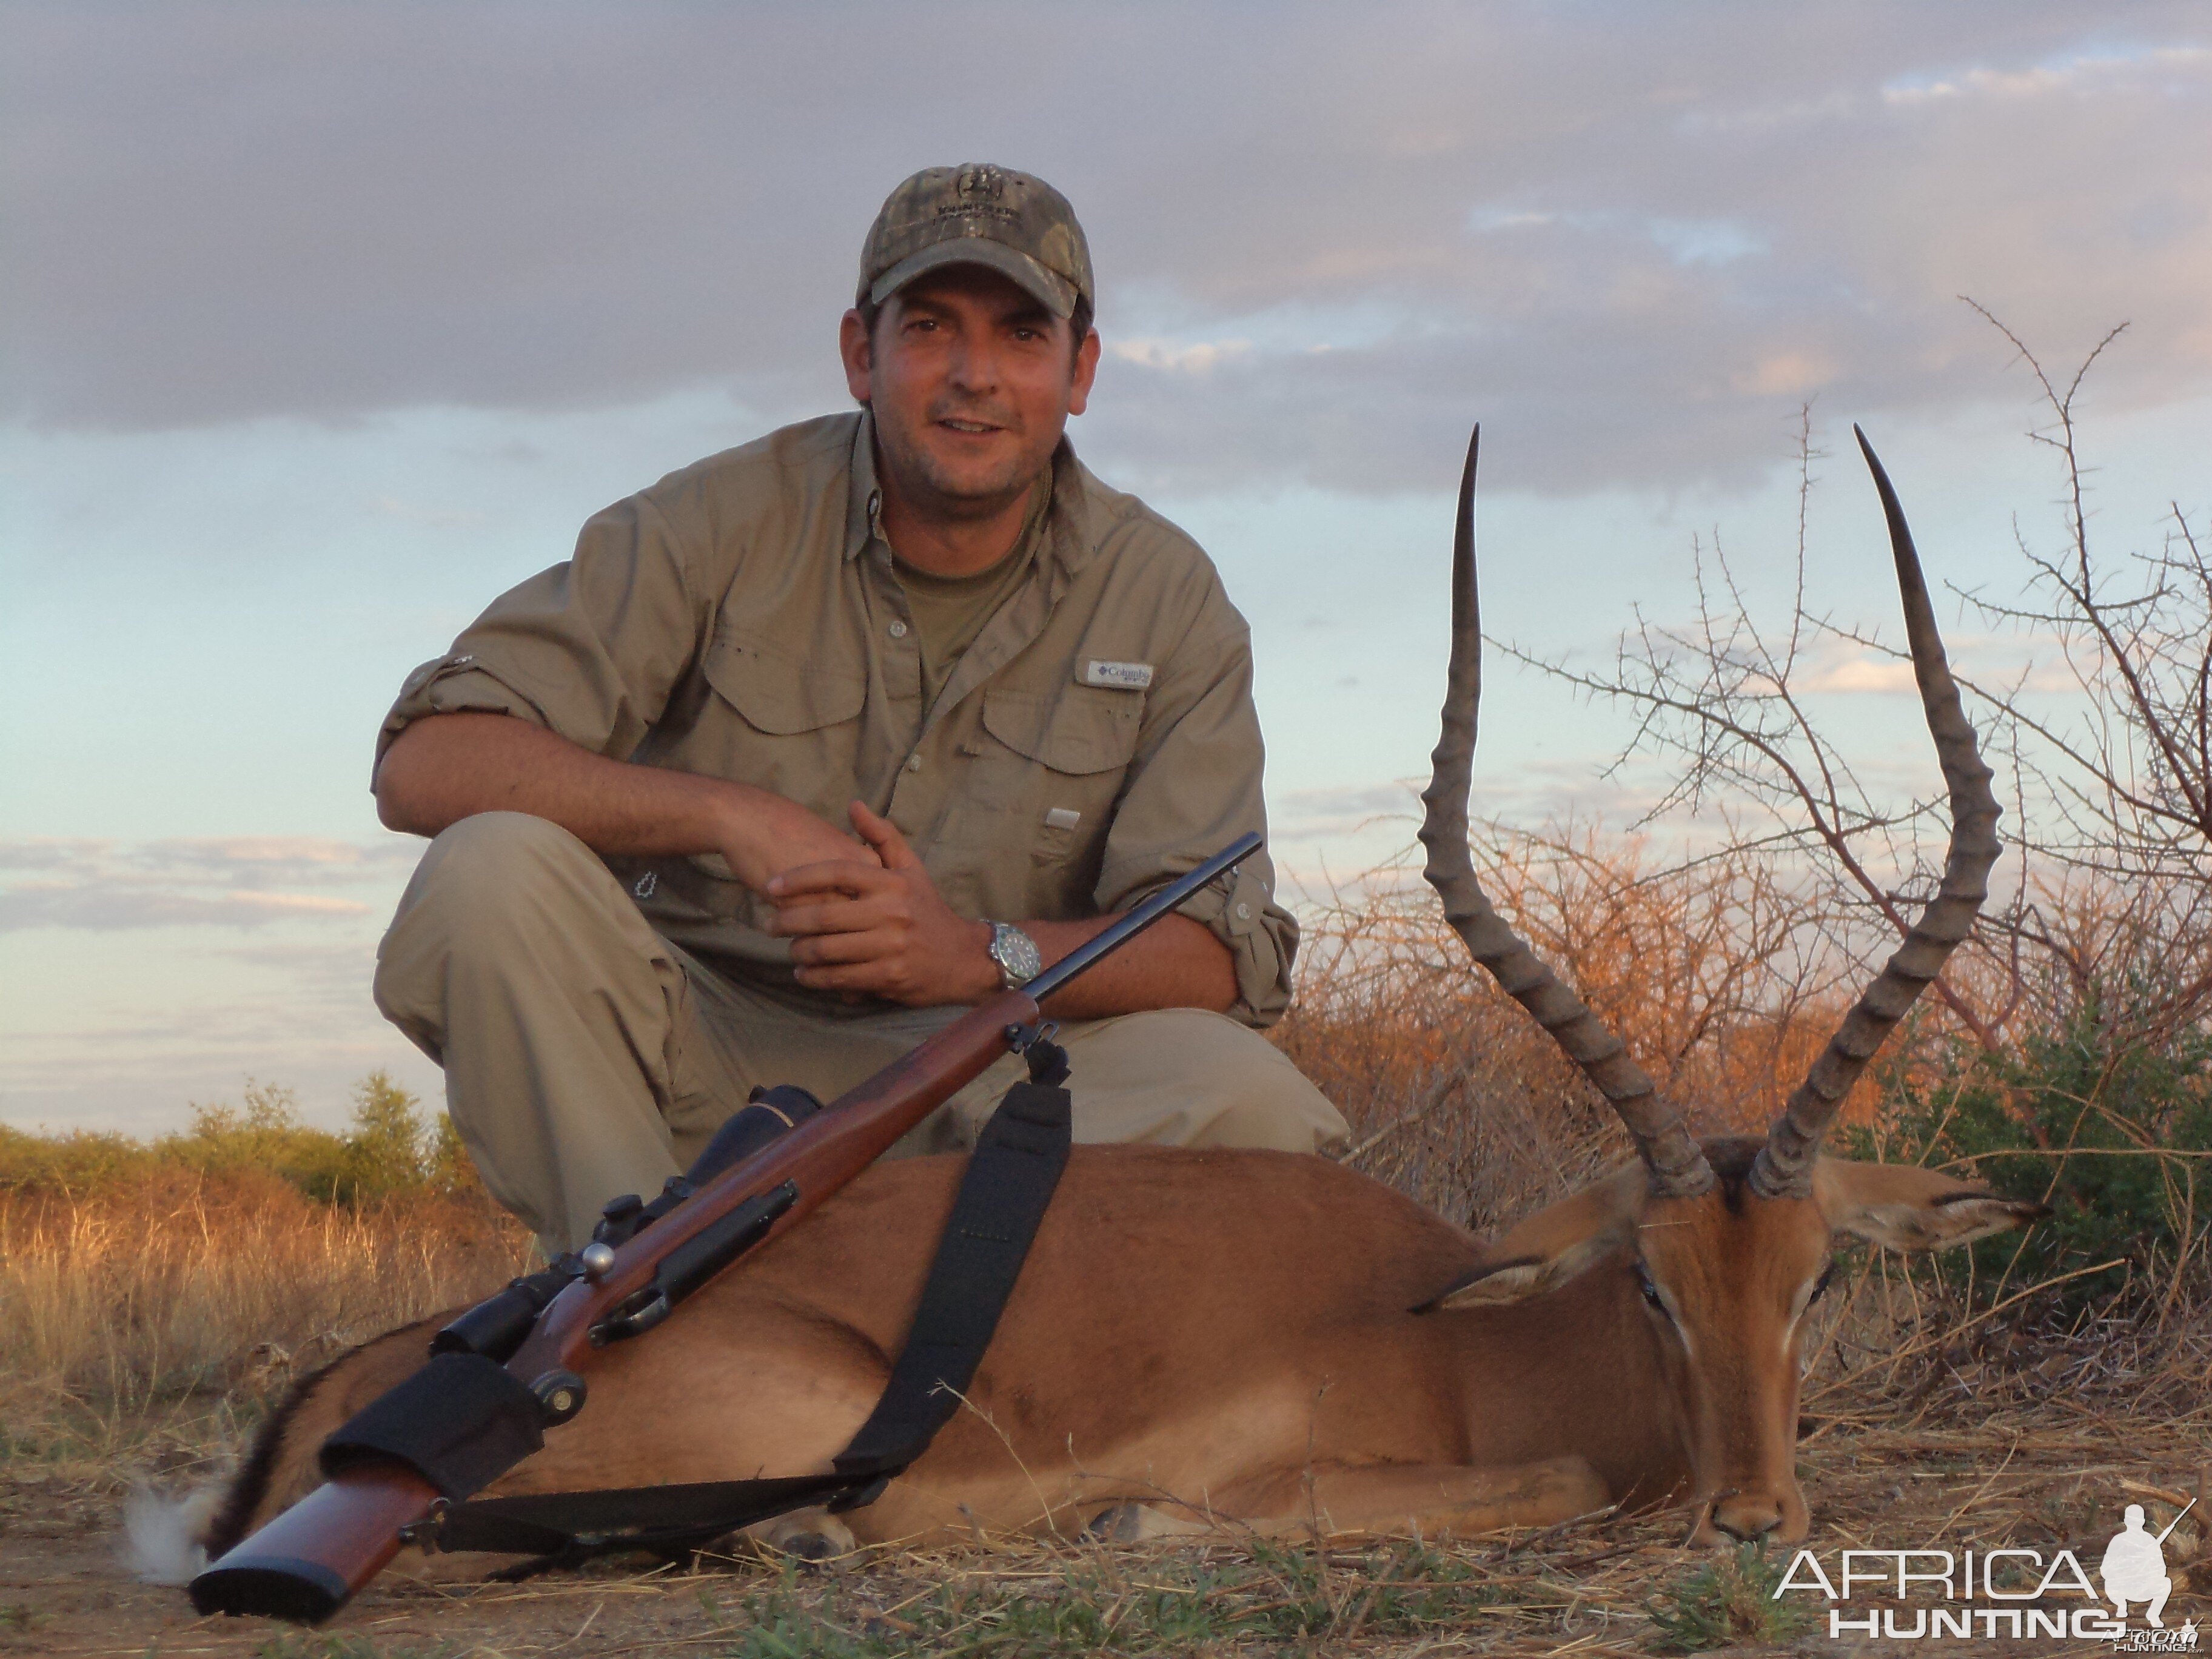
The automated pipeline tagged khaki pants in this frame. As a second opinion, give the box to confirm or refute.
[374,813,1347,1252]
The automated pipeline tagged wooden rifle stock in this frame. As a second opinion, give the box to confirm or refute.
[191,828,1261,1623]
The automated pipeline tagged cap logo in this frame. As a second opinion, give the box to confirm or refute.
[955,164,1007,201]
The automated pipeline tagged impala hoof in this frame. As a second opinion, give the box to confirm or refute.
[1084,1503,1148,1543]
[1705,1494,1785,1544]
[754,1509,857,1563]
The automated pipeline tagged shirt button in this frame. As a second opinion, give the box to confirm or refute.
[1236,902,1252,920]
[905,754,923,773]
[888,620,909,639]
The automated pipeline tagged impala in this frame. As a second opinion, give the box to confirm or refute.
[198,428,2039,1567]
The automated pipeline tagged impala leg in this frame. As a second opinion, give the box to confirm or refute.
[1087,1456,1609,1543]
[1259,1456,1611,1538]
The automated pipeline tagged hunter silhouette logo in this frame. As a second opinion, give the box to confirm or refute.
[2104,1501,2193,1630]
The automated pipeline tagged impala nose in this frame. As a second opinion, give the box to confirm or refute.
[1709,1492,1785,1541]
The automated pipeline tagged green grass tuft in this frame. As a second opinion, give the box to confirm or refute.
[694,1541,1505,1657]
[1646,1543,1815,1653]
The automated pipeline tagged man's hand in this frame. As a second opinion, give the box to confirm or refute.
[765,801,998,1005]
[712,783,879,893]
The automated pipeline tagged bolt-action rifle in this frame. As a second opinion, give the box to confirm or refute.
[190,833,1261,1623]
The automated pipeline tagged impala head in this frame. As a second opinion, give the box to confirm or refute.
[1416,426,2039,1544]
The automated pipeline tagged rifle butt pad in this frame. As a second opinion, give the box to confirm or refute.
[189,1465,437,1623]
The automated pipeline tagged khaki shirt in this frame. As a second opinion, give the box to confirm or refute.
[378,412,1298,1024]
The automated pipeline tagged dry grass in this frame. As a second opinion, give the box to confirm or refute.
[16,1398,2207,1657]
[0,1171,530,1472]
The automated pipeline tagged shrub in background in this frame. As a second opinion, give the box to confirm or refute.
[0,1071,480,1205]
[1857,1011,2212,1310]
[0,1076,521,1426]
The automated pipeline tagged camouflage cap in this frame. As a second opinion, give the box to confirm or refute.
[858,164,1094,321]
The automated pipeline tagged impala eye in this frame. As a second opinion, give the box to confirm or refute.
[1636,1265,1670,1318]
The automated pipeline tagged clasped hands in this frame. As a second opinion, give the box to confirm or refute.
[740,798,1000,1007]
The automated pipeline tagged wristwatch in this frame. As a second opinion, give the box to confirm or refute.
[987,921,1043,990]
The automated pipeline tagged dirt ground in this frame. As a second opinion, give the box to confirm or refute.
[4,1407,2205,1659]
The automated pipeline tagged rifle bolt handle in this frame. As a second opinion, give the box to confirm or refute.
[578,1242,617,1281]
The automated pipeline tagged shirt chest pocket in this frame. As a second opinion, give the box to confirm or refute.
[971,686,1143,863]
[698,629,868,825]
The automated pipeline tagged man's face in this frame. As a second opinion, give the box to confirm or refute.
[840,265,1100,523]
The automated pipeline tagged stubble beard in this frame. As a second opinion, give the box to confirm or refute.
[877,400,1051,525]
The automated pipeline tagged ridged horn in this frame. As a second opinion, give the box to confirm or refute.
[1418,426,1715,1199]
[1749,428,2003,1199]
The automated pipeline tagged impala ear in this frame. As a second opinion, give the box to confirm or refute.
[1420,1166,1644,1310]
[1814,1159,2049,1252]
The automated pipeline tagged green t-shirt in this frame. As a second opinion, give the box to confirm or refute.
[893,480,1050,711]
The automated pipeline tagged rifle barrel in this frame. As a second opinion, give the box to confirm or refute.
[1026,832,1260,1005]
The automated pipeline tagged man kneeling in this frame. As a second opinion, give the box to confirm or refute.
[369,164,1345,1255]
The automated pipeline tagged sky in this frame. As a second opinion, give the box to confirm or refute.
[2,2,2208,1134]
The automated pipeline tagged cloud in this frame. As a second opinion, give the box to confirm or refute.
[0,908,430,1132]
[1273,781,1423,840]
[1108,338,1253,375]
[4,4,2207,496]
[0,836,412,932]
[1788,653,1920,694]
[1267,760,1707,858]
[1730,629,2094,699]
[1881,44,2212,105]
[0,888,367,931]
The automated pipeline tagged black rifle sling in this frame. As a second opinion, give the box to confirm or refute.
[430,1045,1073,1567]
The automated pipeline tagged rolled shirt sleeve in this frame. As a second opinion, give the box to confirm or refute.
[374,492,705,779]
[1093,605,1299,1027]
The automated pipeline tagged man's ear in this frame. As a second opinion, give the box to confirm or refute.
[840,308,874,404]
[1419,1166,1644,1310]
[1814,1159,2049,1252]
[1066,327,1101,417]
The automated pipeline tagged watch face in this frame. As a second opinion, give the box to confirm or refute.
[993,923,1042,985]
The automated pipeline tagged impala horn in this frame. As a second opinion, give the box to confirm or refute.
[1748,429,2003,1199]
[1418,426,1715,1199]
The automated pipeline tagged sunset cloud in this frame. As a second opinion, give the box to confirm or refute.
[6,5,2206,495]
[0,838,410,932]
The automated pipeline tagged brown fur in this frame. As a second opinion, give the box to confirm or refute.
[213,1136,2039,1555]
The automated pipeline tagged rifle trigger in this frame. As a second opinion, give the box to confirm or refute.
[588,1287,672,1347]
